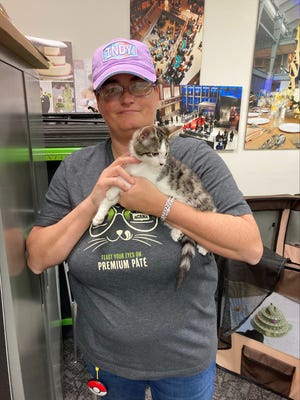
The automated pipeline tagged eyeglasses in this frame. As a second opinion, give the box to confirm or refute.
[97,81,156,100]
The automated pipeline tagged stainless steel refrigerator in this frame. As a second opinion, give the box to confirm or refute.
[0,22,63,400]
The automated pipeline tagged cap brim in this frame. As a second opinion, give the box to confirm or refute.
[93,64,156,90]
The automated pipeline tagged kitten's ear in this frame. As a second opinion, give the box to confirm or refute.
[159,126,170,138]
[139,126,154,142]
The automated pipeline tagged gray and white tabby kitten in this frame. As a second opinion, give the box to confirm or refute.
[93,125,216,288]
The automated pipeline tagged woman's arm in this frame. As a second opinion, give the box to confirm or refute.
[166,202,263,264]
[119,177,263,265]
[26,197,97,273]
[26,156,138,274]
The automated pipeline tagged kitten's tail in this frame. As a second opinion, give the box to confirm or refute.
[176,235,196,289]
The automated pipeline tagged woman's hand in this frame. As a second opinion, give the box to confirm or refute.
[119,177,167,217]
[87,155,140,211]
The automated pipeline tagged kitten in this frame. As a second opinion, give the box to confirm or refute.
[92,125,216,288]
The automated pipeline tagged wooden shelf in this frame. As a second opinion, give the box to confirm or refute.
[0,12,49,68]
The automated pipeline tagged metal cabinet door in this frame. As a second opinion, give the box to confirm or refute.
[0,58,62,400]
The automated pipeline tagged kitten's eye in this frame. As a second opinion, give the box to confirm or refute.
[151,152,159,156]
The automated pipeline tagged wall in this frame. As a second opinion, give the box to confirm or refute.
[3,0,299,196]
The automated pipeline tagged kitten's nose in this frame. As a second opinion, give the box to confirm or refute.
[159,156,165,166]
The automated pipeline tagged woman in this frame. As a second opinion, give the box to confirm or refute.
[27,38,263,400]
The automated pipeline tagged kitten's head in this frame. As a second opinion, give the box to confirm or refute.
[129,126,170,167]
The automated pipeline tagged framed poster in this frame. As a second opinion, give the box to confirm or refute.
[130,0,205,86]
[130,1,245,151]
[179,85,242,151]
[36,41,76,113]
[244,1,299,150]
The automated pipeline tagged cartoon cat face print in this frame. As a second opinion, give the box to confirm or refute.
[85,206,161,253]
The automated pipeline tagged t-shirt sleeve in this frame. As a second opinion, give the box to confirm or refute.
[35,160,72,227]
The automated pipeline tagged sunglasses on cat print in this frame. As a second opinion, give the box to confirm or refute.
[97,80,156,100]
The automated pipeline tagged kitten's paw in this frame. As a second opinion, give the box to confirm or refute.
[171,228,184,242]
[197,245,208,256]
[92,213,105,226]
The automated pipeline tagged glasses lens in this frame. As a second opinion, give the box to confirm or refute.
[129,81,153,96]
[99,81,155,99]
[100,84,123,99]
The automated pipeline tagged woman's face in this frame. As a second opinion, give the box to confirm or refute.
[96,74,159,142]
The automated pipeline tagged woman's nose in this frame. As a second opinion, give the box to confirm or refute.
[119,87,135,102]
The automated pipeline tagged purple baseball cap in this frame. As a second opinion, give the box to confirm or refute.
[92,38,157,90]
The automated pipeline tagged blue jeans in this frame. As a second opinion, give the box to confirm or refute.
[87,361,215,400]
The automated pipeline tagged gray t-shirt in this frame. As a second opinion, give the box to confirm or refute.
[36,136,251,380]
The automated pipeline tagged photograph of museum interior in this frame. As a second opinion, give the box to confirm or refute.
[130,0,243,151]
[245,0,300,150]
[178,85,242,151]
[130,0,204,88]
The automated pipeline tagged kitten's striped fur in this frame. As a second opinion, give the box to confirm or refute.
[93,125,216,288]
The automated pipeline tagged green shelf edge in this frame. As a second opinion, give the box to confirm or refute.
[0,147,82,162]
[33,147,82,161]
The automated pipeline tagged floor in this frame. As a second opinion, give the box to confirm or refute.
[62,336,286,400]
